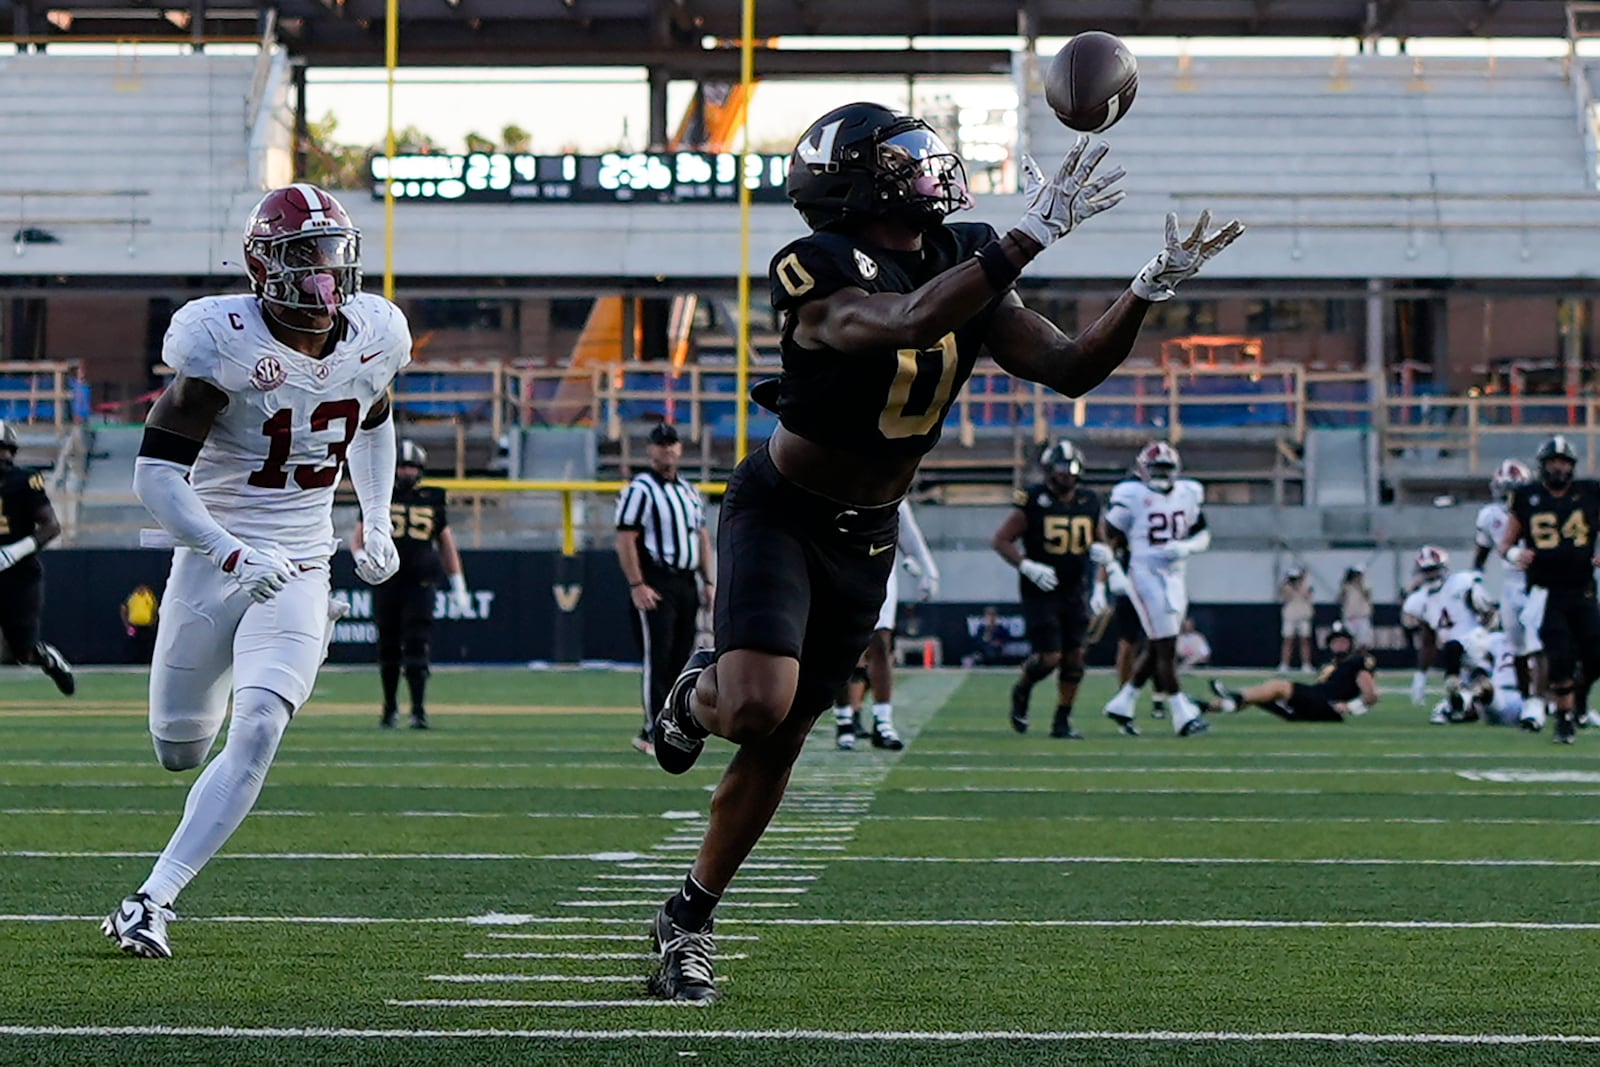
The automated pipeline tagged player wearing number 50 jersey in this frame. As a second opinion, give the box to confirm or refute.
[639,101,1243,1003]
[1501,435,1600,744]
[1100,441,1211,737]
[102,184,412,959]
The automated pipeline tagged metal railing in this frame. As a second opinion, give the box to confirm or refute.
[0,361,81,429]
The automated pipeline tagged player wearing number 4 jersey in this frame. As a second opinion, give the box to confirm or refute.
[1099,441,1211,737]
[101,184,412,959]
[640,101,1242,1002]
[1501,436,1600,744]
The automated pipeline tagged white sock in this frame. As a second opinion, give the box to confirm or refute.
[873,702,894,730]
[1523,696,1548,727]
[1169,692,1199,732]
[138,688,292,907]
[1107,683,1138,715]
[834,705,854,727]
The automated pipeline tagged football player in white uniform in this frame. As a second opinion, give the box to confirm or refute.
[1100,441,1211,736]
[1402,546,1495,724]
[1474,459,1534,687]
[1455,626,1530,727]
[101,184,412,959]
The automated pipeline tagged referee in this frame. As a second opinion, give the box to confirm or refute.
[615,423,713,755]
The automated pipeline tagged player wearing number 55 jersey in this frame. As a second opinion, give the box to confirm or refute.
[639,102,1243,1002]
[1502,435,1600,744]
[1101,441,1211,737]
[102,184,412,959]
[992,439,1102,739]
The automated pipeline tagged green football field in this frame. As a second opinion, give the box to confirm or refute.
[3,665,1600,1066]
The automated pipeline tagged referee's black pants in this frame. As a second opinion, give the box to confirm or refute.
[630,564,700,729]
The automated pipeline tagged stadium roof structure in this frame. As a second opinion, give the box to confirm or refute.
[1,1,1578,73]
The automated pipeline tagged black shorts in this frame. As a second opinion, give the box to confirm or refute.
[1022,591,1090,656]
[374,570,437,659]
[0,566,43,660]
[1115,594,1144,644]
[1286,683,1344,723]
[1537,586,1600,686]
[713,444,898,716]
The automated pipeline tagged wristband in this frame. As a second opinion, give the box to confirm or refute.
[973,240,1022,290]
[629,581,643,588]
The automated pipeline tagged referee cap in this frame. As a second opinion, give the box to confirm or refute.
[648,423,681,446]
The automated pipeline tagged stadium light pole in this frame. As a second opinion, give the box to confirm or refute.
[382,0,398,301]
[734,0,755,462]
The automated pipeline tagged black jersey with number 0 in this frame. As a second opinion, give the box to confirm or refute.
[1511,480,1600,591]
[389,483,449,577]
[1309,650,1376,703]
[759,222,1008,459]
[0,466,49,578]
[1013,482,1102,597]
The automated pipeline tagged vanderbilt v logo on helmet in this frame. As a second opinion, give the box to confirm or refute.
[786,102,972,231]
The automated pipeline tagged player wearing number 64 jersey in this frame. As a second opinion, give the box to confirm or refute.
[1100,441,1211,737]
[101,184,412,959]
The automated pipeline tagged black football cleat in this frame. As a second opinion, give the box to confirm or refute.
[1106,710,1140,737]
[35,642,74,696]
[410,708,430,730]
[1009,683,1030,734]
[380,707,398,729]
[652,649,714,775]
[646,904,719,1003]
[1178,716,1211,737]
[871,725,904,751]
[835,722,857,751]
[1555,713,1577,745]
[1050,718,1084,740]
[1208,679,1242,713]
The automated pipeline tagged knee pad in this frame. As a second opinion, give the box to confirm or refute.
[1058,660,1085,686]
[151,735,215,772]
[1551,680,1577,697]
[225,689,293,776]
[402,655,431,677]
[849,666,869,686]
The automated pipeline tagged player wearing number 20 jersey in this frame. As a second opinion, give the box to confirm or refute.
[103,184,412,960]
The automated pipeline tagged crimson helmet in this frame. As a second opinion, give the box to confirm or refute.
[1136,441,1181,491]
[1489,458,1531,500]
[786,102,972,232]
[1413,544,1449,589]
[243,184,362,328]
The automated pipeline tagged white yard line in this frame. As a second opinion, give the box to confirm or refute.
[4,1024,1600,1044]
[427,974,644,984]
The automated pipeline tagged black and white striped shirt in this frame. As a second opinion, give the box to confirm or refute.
[615,471,705,572]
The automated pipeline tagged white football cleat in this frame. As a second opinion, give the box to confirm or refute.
[101,893,174,959]
[1581,709,1600,729]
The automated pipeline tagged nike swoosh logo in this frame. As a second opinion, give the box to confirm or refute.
[119,903,140,923]
[869,544,893,557]
[360,350,383,364]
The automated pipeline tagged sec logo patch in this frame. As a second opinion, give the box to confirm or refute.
[250,356,287,391]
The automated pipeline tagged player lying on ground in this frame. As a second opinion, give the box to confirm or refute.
[102,184,411,959]
[1205,620,1377,722]
[641,101,1242,1002]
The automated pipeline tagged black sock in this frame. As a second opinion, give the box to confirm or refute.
[404,662,429,714]
[1052,703,1073,727]
[666,874,720,931]
[380,663,400,712]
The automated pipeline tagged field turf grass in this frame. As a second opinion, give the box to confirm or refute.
[3,665,1600,1065]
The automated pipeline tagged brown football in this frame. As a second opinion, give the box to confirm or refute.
[1044,31,1138,133]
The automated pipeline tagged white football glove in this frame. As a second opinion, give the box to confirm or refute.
[354,525,400,586]
[1088,542,1114,567]
[1410,670,1429,707]
[1019,559,1059,592]
[1506,545,1533,570]
[447,572,473,616]
[1012,136,1126,250]
[1105,564,1130,597]
[0,535,38,573]
[221,543,295,604]
[1089,581,1108,617]
[1131,210,1246,302]
[917,570,940,602]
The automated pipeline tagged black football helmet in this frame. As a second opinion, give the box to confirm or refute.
[1040,439,1083,491]
[397,439,427,490]
[1537,435,1578,489]
[1327,619,1354,653]
[786,102,971,232]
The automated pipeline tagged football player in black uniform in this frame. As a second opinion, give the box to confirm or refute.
[0,421,74,694]
[1204,621,1376,722]
[354,440,470,729]
[639,101,1242,1002]
[992,439,1101,738]
[1501,435,1600,744]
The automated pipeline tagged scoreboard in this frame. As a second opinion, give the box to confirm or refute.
[371,151,792,204]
